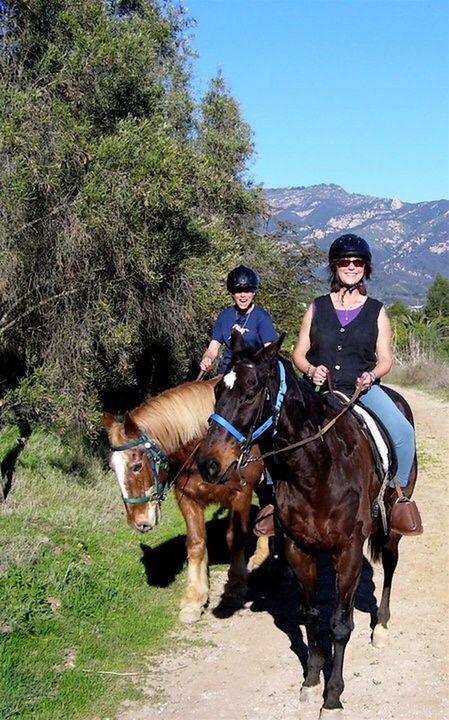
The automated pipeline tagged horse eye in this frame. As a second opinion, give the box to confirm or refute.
[131,463,143,473]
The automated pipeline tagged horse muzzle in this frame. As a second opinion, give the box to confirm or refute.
[196,453,222,484]
[126,501,161,532]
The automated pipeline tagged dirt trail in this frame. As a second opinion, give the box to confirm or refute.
[119,387,449,720]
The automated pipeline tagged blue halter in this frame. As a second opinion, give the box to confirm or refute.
[209,360,287,446]
[110,432,169,504]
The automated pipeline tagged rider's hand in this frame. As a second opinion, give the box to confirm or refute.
[200,356,212,372]
[312,365,329,387]
[356,371,374,391]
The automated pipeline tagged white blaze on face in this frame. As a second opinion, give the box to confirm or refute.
[110,451,127,497]
[223,370,237,389]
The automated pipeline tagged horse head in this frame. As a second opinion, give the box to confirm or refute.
[103,411,167,532]
[197,331,285,484]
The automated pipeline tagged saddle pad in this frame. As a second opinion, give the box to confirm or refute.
[329,391,392,474]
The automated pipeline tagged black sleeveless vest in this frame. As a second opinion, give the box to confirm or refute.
[306,295,382,392]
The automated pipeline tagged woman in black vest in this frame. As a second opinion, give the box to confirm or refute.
[293,233,415,488]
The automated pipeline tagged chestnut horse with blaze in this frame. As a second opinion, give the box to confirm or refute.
[103,377,267,624]
[196,335,418,717]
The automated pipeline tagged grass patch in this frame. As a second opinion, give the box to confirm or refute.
[416,449,432,469]
[387,359,449,401]
[0,429,194,720]
[0,426,21,461]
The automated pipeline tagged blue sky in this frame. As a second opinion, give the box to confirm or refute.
[183,0,449,203]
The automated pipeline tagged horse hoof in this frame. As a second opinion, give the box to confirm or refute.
[179,605,203,624]
[319,707,343,717]
[372,623,389,648]
[222,592,245,610]
[300,684,321,703]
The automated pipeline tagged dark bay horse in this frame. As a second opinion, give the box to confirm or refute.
[103,377,268,624]
[196,335,418,717]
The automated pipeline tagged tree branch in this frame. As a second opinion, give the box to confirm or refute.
[0,287,81,336]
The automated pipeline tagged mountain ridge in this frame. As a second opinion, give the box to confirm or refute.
[264,184,449,305]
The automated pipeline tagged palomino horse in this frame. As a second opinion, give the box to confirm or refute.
[197,335,418,717]
[103,377,267,624]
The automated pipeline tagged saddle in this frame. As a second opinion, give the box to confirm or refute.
[252,391,423,538]
[326,391,397,481]
[327,391,422,536]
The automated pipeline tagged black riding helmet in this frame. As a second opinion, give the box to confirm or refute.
[328,234,372,262]
[226,265,260,293]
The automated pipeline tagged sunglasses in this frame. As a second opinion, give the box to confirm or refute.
[336,258,365,268]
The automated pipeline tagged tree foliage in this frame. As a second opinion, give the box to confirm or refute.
[388,274,449,365]
[425,273,449,320]
[0,0,320,436]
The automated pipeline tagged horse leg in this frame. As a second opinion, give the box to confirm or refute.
[321,541,364,716]
[284,538,324,701]
[222,489,253,608]
[372,533,401,648]
[176,488,209,624]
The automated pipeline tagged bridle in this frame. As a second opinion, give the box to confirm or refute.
[208,360,287,474]
[110,432,170,504]
[208,359,362,473]
[210,360,286,442]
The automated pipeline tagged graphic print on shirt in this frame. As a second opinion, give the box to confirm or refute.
[231,323,249,335]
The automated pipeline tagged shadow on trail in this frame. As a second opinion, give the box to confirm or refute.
[138,514,379,683]
[238,541,378,680]
[139,513,239,588]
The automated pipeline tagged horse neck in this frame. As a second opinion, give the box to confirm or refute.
[271,359,324,438]
[131,380,216,456]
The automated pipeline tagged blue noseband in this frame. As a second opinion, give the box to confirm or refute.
[209,360,287,446]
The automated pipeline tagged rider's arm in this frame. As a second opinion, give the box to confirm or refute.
[293,304,329,385]
[200,340,221,372]
[372,307,393,379]
[292,304,313,373]
[357,306,393,389]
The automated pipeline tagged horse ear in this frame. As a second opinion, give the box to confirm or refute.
[254,333,286,364]
[230,327,247,355]
[103,412,116,433]
[123,412,140,438]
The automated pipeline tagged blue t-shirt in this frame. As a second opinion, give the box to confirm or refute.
[211,304,278,373]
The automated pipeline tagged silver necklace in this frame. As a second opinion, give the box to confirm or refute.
[232,305,254,335]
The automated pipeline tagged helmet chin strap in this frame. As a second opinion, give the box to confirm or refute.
[342,281,362,292]
[339,280,363,301]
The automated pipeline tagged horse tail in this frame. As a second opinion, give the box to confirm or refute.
[368,530,386,563]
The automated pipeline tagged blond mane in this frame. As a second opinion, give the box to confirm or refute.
[122,377,219,454]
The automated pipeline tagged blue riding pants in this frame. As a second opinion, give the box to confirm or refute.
[358,384,415,487]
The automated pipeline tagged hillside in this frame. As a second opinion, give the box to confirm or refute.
[264,184,449,305]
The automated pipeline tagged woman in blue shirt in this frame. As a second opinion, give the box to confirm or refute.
[200,265,278,374]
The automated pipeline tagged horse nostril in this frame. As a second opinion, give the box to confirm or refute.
[202,457,221,481]
[136,523,152,533]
